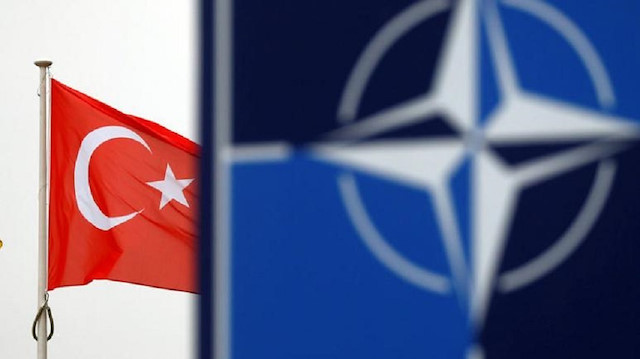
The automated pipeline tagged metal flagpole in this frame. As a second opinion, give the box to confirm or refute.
[35,60,52,359]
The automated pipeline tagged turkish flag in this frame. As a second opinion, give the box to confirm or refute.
[49,79,198,293]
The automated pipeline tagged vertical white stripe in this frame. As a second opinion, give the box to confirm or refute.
[215,0,232,357]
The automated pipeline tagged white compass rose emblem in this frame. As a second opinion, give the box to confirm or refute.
[309,0,640,328]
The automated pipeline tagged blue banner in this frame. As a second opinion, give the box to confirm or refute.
[212,0,640,357]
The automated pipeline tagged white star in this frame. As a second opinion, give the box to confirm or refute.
[318,0,640,327]
[226,0,640,329]
[146,165,195,209]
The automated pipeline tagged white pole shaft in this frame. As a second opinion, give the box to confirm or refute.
[35,60,51,359]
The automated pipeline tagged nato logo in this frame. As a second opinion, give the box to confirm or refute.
[224,0,640,358]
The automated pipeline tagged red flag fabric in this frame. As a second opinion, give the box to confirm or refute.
[49,79,198,293]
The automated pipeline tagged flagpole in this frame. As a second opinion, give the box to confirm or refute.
[35,60,52,359]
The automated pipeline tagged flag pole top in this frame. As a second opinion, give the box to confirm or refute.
[34,60,52,68]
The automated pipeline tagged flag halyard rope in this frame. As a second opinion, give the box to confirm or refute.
[31,292,54,341]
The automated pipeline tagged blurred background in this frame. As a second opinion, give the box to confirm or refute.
[216,0,640,358]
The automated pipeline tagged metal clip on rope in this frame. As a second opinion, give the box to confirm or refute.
[32,292,54,341]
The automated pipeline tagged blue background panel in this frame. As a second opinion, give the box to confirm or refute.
[232,157,470,358]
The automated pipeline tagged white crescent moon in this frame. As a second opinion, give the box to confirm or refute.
[74,126,151,231]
